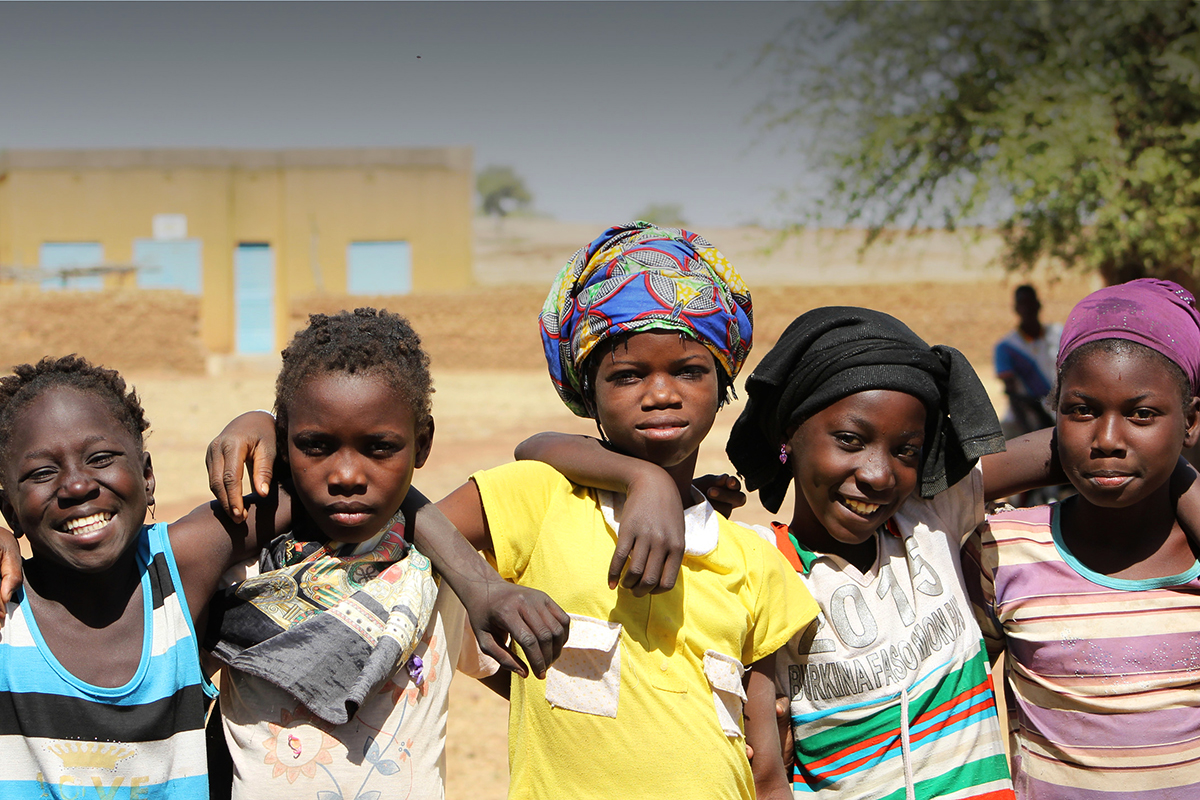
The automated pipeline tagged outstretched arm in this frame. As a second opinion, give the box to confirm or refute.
[515,432,686,596]
[979,428,1063,502]
[403,486,569,680]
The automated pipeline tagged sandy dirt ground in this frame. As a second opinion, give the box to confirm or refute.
[3,221,1097,800]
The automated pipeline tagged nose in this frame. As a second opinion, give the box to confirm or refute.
[57,461,99,504]
[1091,413,1126,457]
[856,446,897,494]
[641,373,682,409]
[327,450,367,496]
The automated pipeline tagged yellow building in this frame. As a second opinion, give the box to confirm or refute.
[0,147,474,354]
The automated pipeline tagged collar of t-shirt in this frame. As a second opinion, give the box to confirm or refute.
[773,519,902,576]
[598,487,719,557]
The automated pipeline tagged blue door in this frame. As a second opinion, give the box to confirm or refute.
[347,241,412,295]
[39,242,104,290]
[234,243,275,354]
[133,239,203,294]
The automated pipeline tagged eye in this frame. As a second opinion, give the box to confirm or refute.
[367,440,401,457]
[677,365,709,380]
[833,432,864,449]
[607,370,640,386]
[896,444,922,461]
[87,451,119,469]
[1064,403,1094,419]
[1130,407,1159,421]
[25,466,56,484]
[293,435,332,457]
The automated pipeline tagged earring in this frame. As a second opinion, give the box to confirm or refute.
[148,501,156,520]
[779,444,789,464]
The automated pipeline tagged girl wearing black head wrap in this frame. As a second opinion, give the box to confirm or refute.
[725,307,1072,800]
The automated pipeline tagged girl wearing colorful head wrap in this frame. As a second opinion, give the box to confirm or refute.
[964,279,1200,799]
[437,222,817,800]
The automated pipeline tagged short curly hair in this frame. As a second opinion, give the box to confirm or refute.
[275,308,434,440]
[0,355,150,471]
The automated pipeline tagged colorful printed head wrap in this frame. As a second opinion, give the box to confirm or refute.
[539,221,753,417]
[1057,278,1200,394]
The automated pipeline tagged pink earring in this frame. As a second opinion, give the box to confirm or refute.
[779,445,788,464]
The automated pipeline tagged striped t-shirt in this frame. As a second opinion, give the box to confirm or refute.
[964,504,1200,799]
[0,522,214,799]
[774,465,1014,800]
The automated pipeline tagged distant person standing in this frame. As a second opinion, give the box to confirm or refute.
[995,285,1061,439]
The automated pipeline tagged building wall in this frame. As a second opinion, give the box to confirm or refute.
[0,148,474,353]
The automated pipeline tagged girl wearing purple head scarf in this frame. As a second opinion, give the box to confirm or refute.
[964,279,1200,799]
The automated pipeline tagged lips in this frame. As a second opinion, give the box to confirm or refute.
[635,416,688,441]
[1085,471,1134,488]
[324,503,374,526]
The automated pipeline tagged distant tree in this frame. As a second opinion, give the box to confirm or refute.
[634,203,688,228]
[759,0,1200,285]
[477,165,532,220]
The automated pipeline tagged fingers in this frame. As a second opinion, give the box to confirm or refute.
[511,600,570,679]
[207,439,248,521]
[0,537,24,629]
[652,540,684,595]
[620,534,655,596]
[250,437,277,498]
[608,529,635,590]
[777,695,794,768]
[475,629,529,679]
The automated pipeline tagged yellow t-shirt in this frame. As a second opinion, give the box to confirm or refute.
[473,460,819,800]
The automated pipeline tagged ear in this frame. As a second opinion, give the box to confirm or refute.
[0,491,24,540]
[1184,396,1200,449]
[413,416,434,470]
[142,451,157,507]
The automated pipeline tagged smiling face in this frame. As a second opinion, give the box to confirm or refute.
[786,390,926,557]
[590,331,720,481]
[1,388,153,574]
[1056,344,1199,509]
[285,371,432,544]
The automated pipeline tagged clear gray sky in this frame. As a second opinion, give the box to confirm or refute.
[0,1,822,227]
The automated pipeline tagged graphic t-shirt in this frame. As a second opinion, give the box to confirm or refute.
[772,466,1014,800]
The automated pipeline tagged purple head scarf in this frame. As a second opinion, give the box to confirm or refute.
[1057,278,1200,394]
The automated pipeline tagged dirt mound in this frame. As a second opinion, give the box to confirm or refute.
[0,288,206,374]
[292,275,1094,377]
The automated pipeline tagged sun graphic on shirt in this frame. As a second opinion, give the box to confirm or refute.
[262,706,339,783]
[384,634,441,707]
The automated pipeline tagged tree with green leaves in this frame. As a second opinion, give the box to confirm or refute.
[759,0,1200,285]
[477,165,533,221]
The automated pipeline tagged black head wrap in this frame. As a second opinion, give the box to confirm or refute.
[727,307,1005,514]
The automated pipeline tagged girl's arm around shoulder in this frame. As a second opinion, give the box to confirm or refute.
[745,651,792,800]
[166,485,291,630]
[426,479,571,681]
[980,427,1061,503]
[516,432,685,596]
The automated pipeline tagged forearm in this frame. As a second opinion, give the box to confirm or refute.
[746,653,791,799]
[515,432,666,493]
[980,427,1063,502]
[403,486,501,596]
